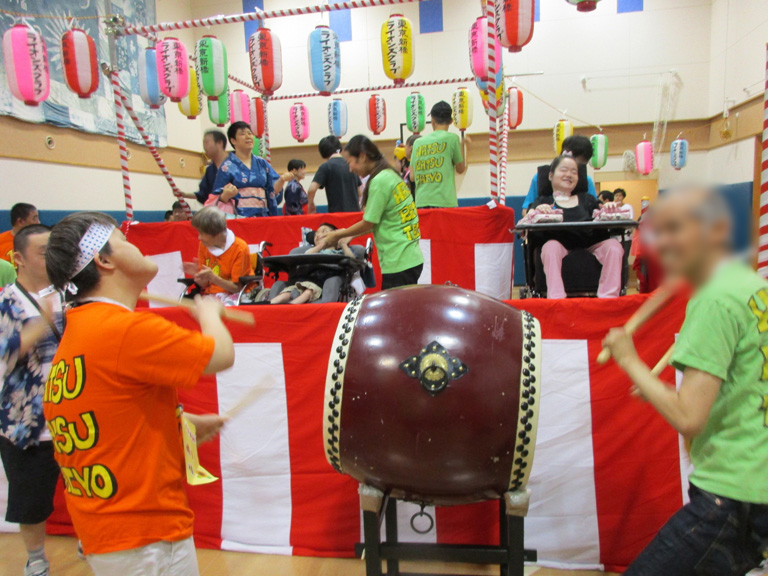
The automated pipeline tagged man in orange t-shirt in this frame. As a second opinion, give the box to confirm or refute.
[43,212,236,576]
[0,203,40,266]
[184,206,252,297]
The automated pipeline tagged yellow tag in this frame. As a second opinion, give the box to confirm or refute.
[182,415,219,485]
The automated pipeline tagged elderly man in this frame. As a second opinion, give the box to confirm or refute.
[602,186,768,575]
[0,225,63,576]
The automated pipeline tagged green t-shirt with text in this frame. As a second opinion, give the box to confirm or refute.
[363,169,424,275]
[412,130,463,208]
[671,260,768,503]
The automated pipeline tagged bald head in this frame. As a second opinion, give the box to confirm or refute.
[650,185,732,285]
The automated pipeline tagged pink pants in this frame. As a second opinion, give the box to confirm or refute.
[540,238,624,299]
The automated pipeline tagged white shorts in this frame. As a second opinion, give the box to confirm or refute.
[87,537,199,576]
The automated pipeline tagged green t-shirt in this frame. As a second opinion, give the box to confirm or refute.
[411,130,463,209]
[363,169,424,275]
[671,260,768,503]
[0,259,16,287]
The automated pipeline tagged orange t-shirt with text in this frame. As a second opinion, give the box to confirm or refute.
[42,302,215,555]
[0,230,14,265]
[197,236,252,295]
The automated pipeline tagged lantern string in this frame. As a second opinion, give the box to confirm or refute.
[512,81,603,132]
[0,8,111,20]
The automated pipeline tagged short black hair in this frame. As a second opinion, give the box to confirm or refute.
[318,222,338,232]
[172,201,184,211]
[318,136,342,160]
[599,191,615,202]
[430,101,453,124]
[10,203,37,226]
[288,159,306,172]
[227,121,252,149]
[46,212,117,296]
[14,224,50,256]
[204,129,227,149]
[561,135,593,162]
[164,210,172,221]
[613,188,627,199]
[549,154,580,174]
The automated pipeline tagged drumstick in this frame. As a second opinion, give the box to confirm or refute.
[224,377,275,420]
[597,280,682,365]
[650,344,675,377]
[139,292,255,326]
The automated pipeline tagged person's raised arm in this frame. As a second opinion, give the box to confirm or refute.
[190,296,235,374]
[307,182,320,214]
[339,237,358,260]
[456,134,470,175]
[602,328,721,438]
[325,220,375,246]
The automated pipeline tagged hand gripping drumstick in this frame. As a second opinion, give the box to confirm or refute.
[139,292,256,326]
[597,281,682,365]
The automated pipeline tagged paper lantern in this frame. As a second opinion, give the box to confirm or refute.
[381,14,414,86]
[507,87,523,129]
[290,102,310,143]
[567,0,601,12]
[177,66,201,119]
[328,98,348,138]
[208,89,230,127]
[636,140,654,175]
[195,35,228,101]
[452,87,473,133]
[495,0,535,53]
[590,133,608,170]
[405,92,425,134]
[229,89,250,124]
[308,25,341,96]
[138,47,167,109]
[61,28,98,99]
[156,37,189,102]
[367,94,387,136]
[469,16,502,82]
[670,138,688,170]
[249,28,283,96]
[477,74,505,117]
[553,119,574,155]
[2,24,50,106]
[249,97,265,138]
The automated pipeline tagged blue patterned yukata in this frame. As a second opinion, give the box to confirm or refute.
[212,152,281,217]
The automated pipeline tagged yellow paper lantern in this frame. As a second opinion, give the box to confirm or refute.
[177,66,201,119]
[452,87,473,133]
[381,14,414,86]
[553,119,574,155]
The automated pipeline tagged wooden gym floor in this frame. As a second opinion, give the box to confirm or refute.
[0,534,616,576]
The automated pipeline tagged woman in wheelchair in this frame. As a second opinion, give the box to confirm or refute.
[183,207,253,303]
[531,155,624,299]
[270,223,359,305]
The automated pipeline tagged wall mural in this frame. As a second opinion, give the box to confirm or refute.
[0,0,166,146]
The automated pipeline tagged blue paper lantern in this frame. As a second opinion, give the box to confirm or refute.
[308,25,341,96]
[138,46,167,109]
[670,138,689,170]
[328,98,348,137]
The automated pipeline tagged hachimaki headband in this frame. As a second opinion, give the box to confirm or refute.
[64,223,115,295]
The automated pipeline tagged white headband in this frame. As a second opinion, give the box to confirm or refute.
[66,223,115,294]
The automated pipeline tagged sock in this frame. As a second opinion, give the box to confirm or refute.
[27,546,46,564]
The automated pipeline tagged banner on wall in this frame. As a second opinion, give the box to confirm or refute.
[0,293,690,572]
[125,205,518,302]
[0,0,166,146]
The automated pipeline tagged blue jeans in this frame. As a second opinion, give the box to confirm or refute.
[625,484,768,576]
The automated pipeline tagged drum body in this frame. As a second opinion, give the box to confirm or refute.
[323,285,542,506]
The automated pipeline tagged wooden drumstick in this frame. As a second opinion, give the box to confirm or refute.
[650,344,675,377]
[139,291,256,326]
[597,280,682,365]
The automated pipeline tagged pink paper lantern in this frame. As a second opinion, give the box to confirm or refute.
[249,28,283,96]
[507,87,523,129]
[636,140,654,175]
[367,94,387,136]
[155,37,189,102]
[61,28,99,99]
[290,102,309,143]
[250,97,265,138]
[495,0,535,53]
[229,89,250,124]
[2,24,50,106]
[469,17,502,82]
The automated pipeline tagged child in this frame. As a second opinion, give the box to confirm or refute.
[270,223,358,304]
[43,212,235,576]
[283,159,308,216]
[184,207,253,302]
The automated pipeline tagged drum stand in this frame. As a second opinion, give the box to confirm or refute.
[355,488,537,576]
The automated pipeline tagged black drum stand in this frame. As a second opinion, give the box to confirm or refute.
[355,495,537,576]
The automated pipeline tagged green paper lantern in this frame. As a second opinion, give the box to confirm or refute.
[405,91,425,134]
[590,133,608,170]
[208,89,230,127]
